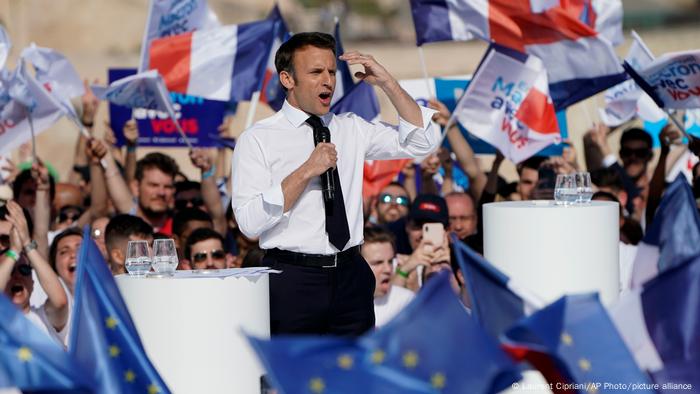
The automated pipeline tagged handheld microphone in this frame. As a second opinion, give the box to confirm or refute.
[313,127,335,203]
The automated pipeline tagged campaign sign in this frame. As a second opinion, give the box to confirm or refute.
[108,68,226,147]
[434,77,568,156]
[640,51,700,109]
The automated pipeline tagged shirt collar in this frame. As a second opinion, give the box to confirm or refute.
[281,100,334,128]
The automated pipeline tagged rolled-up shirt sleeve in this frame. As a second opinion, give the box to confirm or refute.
[364,105,439,160]
[230,131,286,238]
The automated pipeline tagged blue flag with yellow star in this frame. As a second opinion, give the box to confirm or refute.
[364,270,522,394]
[0,293,93,392]
[248,335,435,394]
[69,228,170,394]
[503,293,655,393]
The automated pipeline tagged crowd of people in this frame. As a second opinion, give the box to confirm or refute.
[1,39,699,350]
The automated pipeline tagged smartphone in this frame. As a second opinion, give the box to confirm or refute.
[422,223,445,248]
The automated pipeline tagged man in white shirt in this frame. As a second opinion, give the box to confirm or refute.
[361,227,414,327]
[231,32,438,335]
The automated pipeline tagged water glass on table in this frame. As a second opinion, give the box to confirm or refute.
[554,174,577,206]
[152,239,179,275]
[125,240,152,277]
[575,172,593,204]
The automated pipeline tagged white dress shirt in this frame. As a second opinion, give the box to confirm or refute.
[231,100,438,254]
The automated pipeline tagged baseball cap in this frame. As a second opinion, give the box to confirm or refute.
[408,194,448,226]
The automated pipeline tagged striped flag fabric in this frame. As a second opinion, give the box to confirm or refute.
[610,255,700,389]
[258,5,290,111]
[451,44,561,163]
[138,0,220,72]
[148,19,275,102]
[91,69,173,113]
[629,175,700,289]
[409,0,627,110]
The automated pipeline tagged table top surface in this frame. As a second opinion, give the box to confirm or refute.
[484,200,618,209]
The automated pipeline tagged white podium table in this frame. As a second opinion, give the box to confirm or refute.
[116,271,270,394]
[483,200,619,305]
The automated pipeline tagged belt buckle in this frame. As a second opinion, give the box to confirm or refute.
[322,253,338,268]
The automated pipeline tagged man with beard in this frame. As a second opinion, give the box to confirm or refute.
[103,152,179,235]
[371,182,411,226]
[0,201,68,345]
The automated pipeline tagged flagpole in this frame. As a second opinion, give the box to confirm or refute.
[417,46,434,98]
[664,109,690,140]
[245,91,261,129]
[27,111,37,163]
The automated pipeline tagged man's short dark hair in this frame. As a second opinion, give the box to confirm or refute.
[175,180,200,195]
[0,204,34,236]
[12,169,56,202]
[49,227,83,272]
[363,227,396,251]
[135,153,179,182]
[516,156,546,176]
[172,208,213,239]
[590,168,624,193]
[620,128,653,149]
[105,214,153,252]
[275,32,336,91]
[185,227,224,260]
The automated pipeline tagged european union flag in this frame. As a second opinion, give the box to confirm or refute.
[631,175,700,288]
[248,336,435,394]
[249,272,521,393]
[0,293,93,392]
[504,293,655,393]
[453,236,544,339]
[364,270,521,393]
[641,255,700,389]
[259,4,290,112]
[69,228,170,394]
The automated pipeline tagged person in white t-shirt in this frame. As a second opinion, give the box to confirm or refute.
[1,201,69,346]
[361,227,414,327]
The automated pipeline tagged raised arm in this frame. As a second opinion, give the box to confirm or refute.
[31,161,51,260]
[102,148,136,214]
[646,125,681,226]
[122,119,139,185]
[340,51,423,127]
[190,149,227,235]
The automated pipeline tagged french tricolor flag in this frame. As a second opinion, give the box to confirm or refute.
[629,175,700,289]
[148,19,274,102]
[452,44,561,164]
[610,255,700,388]
[409,0,627,110]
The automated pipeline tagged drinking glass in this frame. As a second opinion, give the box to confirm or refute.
[575,172,593,204]
[152,239,179,275]
[554,174,577,206]
[125,240,152,277]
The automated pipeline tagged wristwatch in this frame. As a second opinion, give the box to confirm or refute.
[23,240,38,254]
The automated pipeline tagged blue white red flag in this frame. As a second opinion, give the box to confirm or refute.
[409,0,627,109]
[258,5,290,111]
[148,19,275,102]
[138,0,220,72]
[451,44,561,163]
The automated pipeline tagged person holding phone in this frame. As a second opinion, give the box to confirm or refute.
[393,194,450,291]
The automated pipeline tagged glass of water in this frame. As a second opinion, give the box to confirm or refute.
[125,240,152,277]
[575,172,593,204]
[152,239,179,275]
[554,174,577,206]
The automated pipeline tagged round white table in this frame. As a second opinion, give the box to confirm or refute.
[483,200,619,305]
[116,271,270,394]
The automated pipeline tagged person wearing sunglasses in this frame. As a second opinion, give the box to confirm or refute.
[373,183,411,226]
[0,201,69,346]
[184,227,236,270]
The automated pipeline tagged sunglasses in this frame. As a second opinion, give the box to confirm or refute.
[175,197,204,210]
[191,249,226,263]
[379,194,409,207]
[13,264,32,277]
[620,147,652,160]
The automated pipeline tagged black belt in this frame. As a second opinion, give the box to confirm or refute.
[265,246,360,268]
